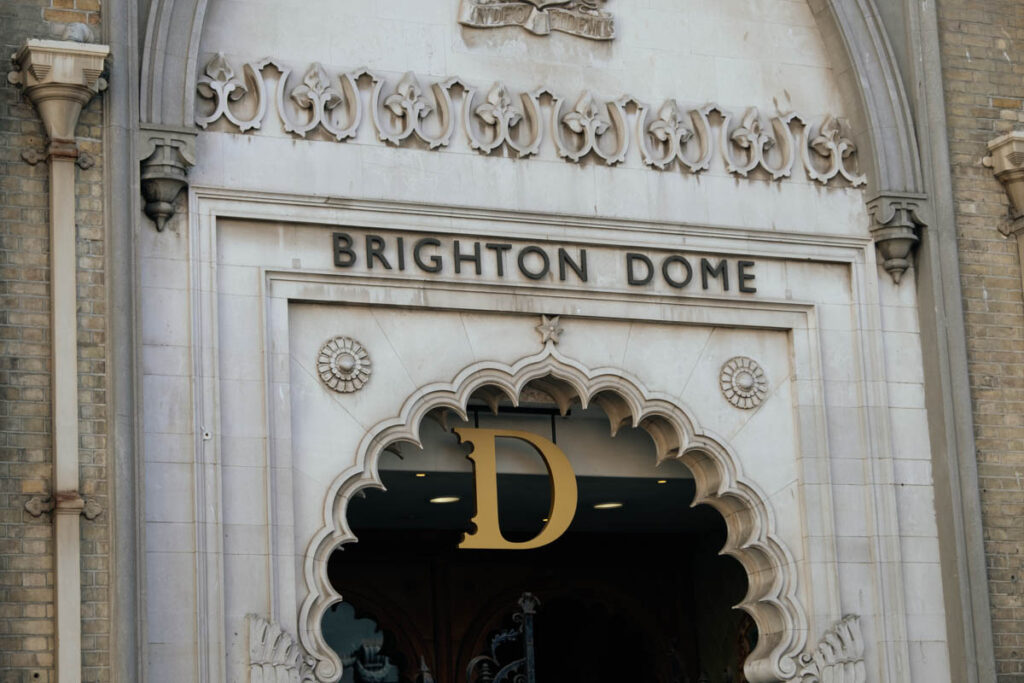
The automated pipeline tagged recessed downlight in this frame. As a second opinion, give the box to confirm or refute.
[593,502,623,510]
[656,479,667,484]
[415,473,427,478]
[429,496,460,504]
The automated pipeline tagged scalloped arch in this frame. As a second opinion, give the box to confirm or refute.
[296,344,808,682]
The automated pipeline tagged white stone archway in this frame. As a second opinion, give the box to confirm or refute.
[297,342,807,683]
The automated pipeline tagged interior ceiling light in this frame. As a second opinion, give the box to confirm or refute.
[593,502,623,509]
[656,479,667,484]
[429,496,460,504]
[415,473,427,478]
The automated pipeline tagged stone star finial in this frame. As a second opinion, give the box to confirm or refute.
[536,315,564,345]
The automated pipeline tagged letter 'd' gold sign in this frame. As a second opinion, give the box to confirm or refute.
[454,428,578,550]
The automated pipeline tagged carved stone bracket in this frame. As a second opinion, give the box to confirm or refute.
[139,125,197,231]
[867,192,928,284]
[248,614,316,683]
[984,130,1024,221]
[793,615,865,683]
[25,493,102,520]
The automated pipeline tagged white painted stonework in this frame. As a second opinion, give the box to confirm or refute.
[139,1,952,682]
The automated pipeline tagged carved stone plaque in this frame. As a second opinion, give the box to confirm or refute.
[459,0,615,40]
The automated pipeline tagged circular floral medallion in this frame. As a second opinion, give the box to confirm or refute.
[317,337,371,393]
[719,356,768,409]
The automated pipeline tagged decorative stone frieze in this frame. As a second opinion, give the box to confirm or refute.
[866,193,928,284]
[458,0,615,40]
[794,615,865,683]
[248,615,316,683]
[195,54,866,190]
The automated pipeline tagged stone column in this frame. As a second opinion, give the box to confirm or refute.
[7,38,110,683]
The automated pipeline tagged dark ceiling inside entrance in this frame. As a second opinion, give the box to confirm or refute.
[347,471,722,538]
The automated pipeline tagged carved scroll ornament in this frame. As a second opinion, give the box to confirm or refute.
[794,615,866,683]
[196,53,866,190]
[458,0,615,40]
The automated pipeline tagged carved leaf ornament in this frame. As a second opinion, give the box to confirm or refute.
[196,53,866,187]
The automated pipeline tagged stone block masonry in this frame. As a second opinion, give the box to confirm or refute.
[0,1,110,681]
[938,0,1024,681]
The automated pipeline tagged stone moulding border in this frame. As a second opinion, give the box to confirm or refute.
[296,342,808,683]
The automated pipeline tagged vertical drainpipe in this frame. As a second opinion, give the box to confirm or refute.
[8,39,110,683]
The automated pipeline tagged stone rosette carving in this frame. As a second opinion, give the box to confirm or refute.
[794,615,865,683]
[317,337,372,393]
[195,54,866,189]
[720,356,768,409]
[459,0,614,40]
[248,614,316,683]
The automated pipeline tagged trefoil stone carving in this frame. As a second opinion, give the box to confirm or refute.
[247,614,316,683]
[371,72,460,149]
[280,62,361,141]
[318,337,372,393]
[464,82,543,156]
[459,0,615,41]
[637,100,715,173]
[720,356,768,410]
[721,108,797,180]
[552,91,629,164]
[196,52,267,132]
[802,115,866,186]
[794,615,865,683]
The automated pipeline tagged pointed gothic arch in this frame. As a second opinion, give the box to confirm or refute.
[296,344,808,683]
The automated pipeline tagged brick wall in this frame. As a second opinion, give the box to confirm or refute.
[0,1,109,681]
[937,1,1024,681]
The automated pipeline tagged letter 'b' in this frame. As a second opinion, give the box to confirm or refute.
[454,428,578,550]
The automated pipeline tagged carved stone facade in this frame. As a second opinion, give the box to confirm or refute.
[3,1,1019,682]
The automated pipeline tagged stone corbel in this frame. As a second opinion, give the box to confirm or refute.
[984,131,1024,233]
[139,125,196,231]
[866,192,928,284]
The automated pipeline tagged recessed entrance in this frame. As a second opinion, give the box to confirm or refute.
[322,394,755,682]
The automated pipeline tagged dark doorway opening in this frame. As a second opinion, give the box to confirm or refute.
[322,402,756,682]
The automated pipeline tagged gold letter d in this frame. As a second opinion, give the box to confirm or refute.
[454,428,578,550]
